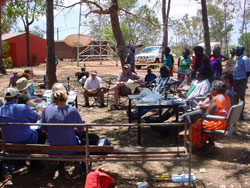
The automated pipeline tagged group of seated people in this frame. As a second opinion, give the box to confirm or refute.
[0,44,247,173]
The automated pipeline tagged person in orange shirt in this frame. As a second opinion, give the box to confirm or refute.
[190,80,230,149]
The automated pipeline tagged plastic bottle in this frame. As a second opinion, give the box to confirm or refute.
[137,182,148,188]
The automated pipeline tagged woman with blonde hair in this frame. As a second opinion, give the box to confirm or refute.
[41,83,84,154]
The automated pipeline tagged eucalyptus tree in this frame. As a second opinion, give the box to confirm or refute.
[5,0,46,67]
[201,0,211,55]
[162,0,171,56]
[206,0,234,56]
[0,4,6,74]
[46,0,57,89]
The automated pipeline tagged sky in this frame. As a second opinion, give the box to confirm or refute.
[17,0,239,45]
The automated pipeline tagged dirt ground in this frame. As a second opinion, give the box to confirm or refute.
[0,60,249,188]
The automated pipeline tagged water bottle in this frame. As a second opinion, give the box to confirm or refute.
[137,182,148,188]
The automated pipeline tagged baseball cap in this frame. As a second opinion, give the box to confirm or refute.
[236,45,245,51]
[91,70,97,75]
[4,87,19,98]
[130,46,136,51]
[124,64,131,69]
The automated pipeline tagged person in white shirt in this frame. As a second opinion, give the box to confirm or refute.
[186,68,211,101]
[83,70,105,107]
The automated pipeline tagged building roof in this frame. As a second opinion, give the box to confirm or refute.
[2,32,45,41]
[2,33,26,41]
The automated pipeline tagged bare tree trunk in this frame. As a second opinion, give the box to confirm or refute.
[0,5,6,74]
[241,0,246,45]
[162,0,171,61]
[25,26,31,66]
[245,25,249,56]
[201,0,211,56]
[109,0,127,66]
[46,0,56,89]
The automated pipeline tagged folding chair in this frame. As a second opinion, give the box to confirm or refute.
[200,101,244,147]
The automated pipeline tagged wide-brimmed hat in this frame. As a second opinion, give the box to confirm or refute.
[4,87,19,98]
[16,77,33,91]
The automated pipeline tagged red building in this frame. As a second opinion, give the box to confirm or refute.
[2,33,46,67]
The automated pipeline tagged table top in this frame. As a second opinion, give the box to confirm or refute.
[128,94,185,107]
[36,90,77,107]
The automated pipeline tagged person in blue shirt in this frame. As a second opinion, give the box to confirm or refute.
[0,87,43,144]
[233,45,250,120]
[144,67,157,87]
[125,46,136,73]
[41,83,84,155]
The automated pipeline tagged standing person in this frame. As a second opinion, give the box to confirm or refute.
[193,46,213,82]
[9,71,19,87]
[83,70,106,107]
[125,46,136,73]
[109,64,143,110]
[210,47,222,80]
[233,45,250,120]
[163,47,174,77]
[0,87,44,145]
[41,83,84,155]
[225,48,236,73]
[177,48,191,82]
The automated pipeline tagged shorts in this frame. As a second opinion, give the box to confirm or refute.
[119,85,131,96]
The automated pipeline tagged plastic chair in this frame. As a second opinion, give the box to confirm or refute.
[200,101,244,147]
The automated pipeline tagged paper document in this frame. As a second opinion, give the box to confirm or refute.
[125,79,138,93]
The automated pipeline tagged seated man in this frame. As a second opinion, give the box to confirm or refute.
[83,70,106,107]
[0,87,44,144]
[109,64,143,110]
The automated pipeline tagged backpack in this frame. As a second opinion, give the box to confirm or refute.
[84,168,115,188]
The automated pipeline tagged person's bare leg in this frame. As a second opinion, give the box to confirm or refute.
[114,88,120,105]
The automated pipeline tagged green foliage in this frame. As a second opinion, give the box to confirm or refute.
[238,32,250,55]
[5,1,46,24]
[169,14,202,50]
[18,25,45,38]
[3,57,12,69]
[1,5,18,33]
[2,42,13,68]
[86,1,160,46]
[2,41,10,57]
[122,5,161,45]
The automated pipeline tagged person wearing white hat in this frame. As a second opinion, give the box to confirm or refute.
[0,87,44,145]
[16,77,41,107]
[83,70,106,107]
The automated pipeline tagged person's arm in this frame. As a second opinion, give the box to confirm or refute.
[178,58,180,67]
[171,54,175,65]
[217,59,222,76]
[204,97,217,117]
